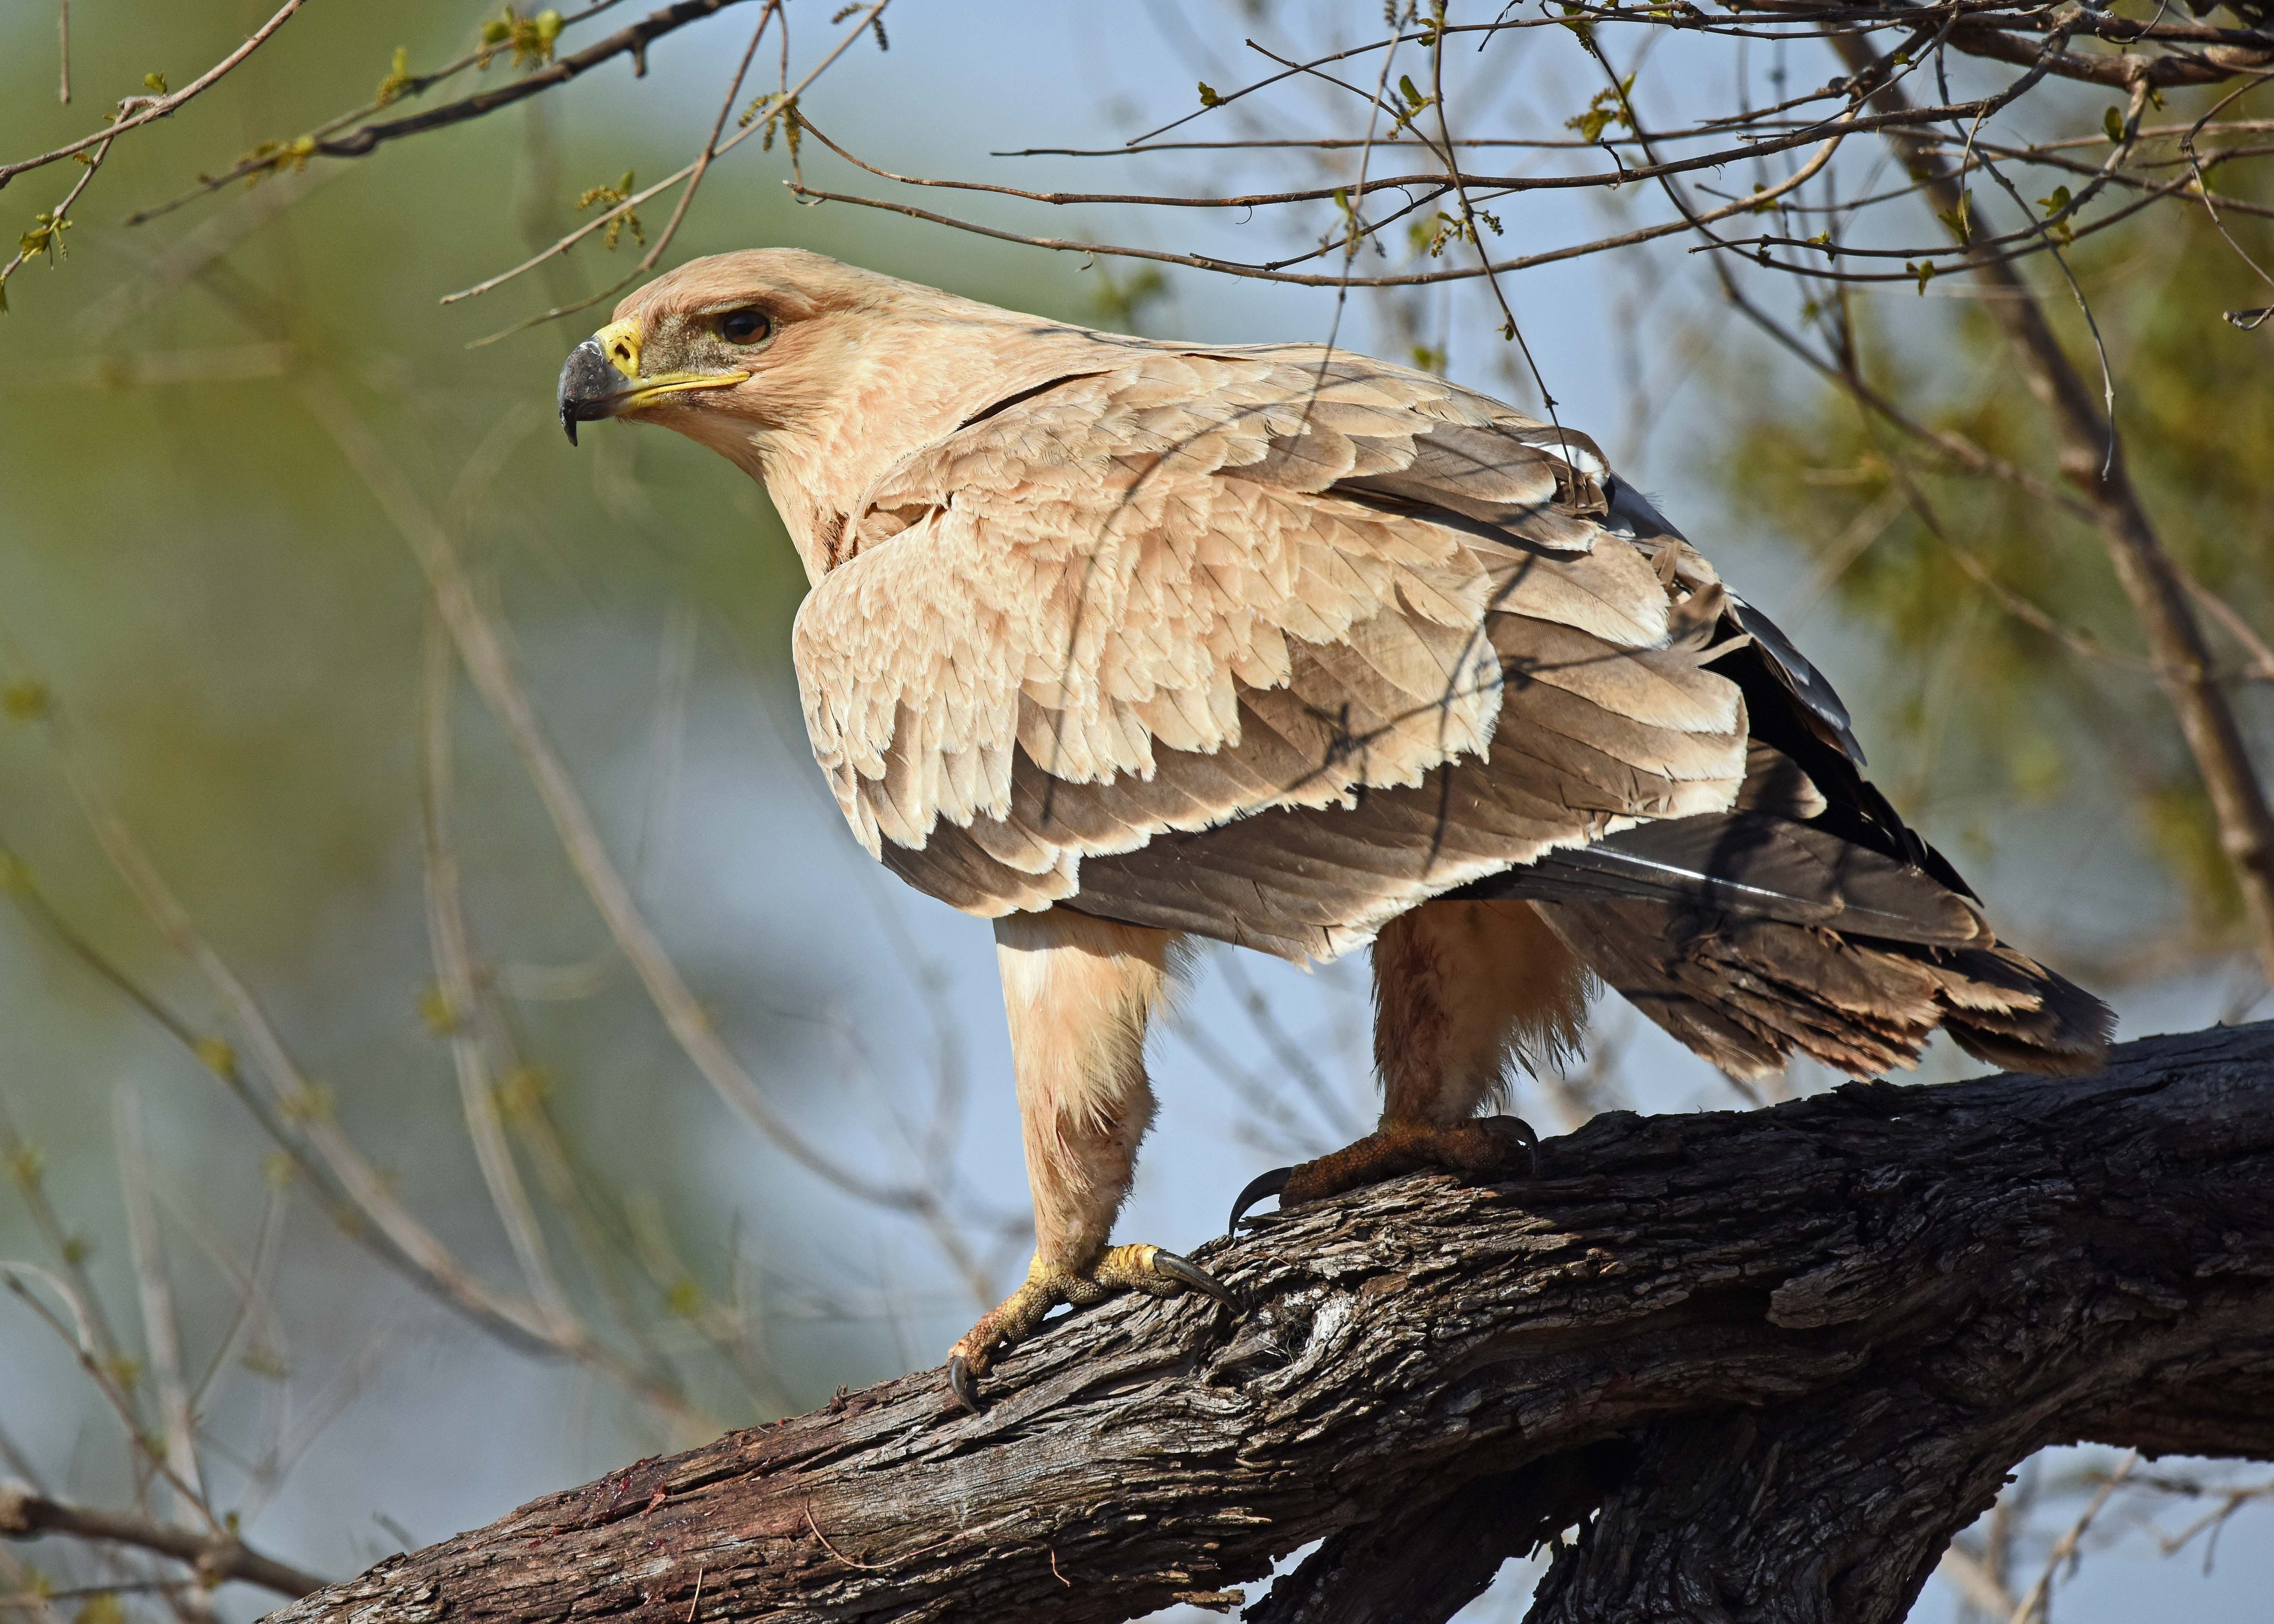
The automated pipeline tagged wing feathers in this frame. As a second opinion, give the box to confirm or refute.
[794,346,1752,959]
[778,310,2107,1079]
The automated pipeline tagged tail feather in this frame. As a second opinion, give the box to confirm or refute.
[1532,893,2111,1081]
[1488,599,2115,1082]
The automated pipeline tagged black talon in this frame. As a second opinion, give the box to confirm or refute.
[947,1355,983,1415]
[1227,1166,1293,1237]
[1153,1248,1237,1304]
[1476,1114,1540,1179]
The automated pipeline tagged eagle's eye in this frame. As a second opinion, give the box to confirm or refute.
[717,308,771,345]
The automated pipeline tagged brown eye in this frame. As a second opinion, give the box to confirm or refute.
[718,308,771,344]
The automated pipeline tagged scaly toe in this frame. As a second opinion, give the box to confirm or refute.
[1092,1242,1238,1305]
[1258,1115,1542,1213]
[940,1243,1237,1412]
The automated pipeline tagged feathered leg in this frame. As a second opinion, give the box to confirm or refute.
[1231,900,1591,1229]
[946,907,1230,1411]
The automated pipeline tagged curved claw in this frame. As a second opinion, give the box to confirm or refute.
[1151,1248,1237,1304]
[1227,1165,1293,1237]
[947,1354,983,1415]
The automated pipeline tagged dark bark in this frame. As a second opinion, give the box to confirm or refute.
[262,1023,2274,1624]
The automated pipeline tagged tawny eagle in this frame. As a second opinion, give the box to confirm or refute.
[558,249,2111,1410]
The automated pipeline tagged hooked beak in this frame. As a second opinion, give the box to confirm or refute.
[558,317,748,445]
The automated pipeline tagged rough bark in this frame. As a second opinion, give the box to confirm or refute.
[1830,33,2274,983]
[263,1023,2274,1624]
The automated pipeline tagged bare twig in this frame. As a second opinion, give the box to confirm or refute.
[444,0,889,323]
[2005,1451,2137,1623]
[298,376,926,1212]
[174,0,759,189]
[0,1,305,186]
[0,1485,325,1600]
[1832,36,2274,983]
[114,1095,207,1509]
[0,1088,125,1362]
[418,609,578,1336]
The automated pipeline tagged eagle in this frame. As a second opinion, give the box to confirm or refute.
[557,249,2112,1410]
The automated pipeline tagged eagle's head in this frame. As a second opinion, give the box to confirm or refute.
[553,247,921,462]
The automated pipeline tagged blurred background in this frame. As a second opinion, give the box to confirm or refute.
[1,3,2268,1620]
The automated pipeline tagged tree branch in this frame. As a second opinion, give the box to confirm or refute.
[0,0,305,188]
[258,1022,2274,1624]
[1831,35,2274,984]
[0,1485,325,1599]
[306,1,752,164]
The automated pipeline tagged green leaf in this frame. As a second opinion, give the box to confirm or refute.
[376,46,413,107]
[2036,185,2076,246]
[1564,81,1636,145]
[142,72,167,95]
[574,170,647,251]
[1905,260,1938,294]
[1197,81,1223,108]
[15,208,70,265]
[2104,105,2125,145]
[1399,74,1427,110]
[1935,188,1972,244]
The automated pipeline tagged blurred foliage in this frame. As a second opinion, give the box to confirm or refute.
[0,0,1111,1529]
[2,6,2270,1617]
[1706,134,2274,953]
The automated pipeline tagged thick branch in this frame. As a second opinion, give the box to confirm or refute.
[260,1023,2274,1624]
[0,1485,325,1599]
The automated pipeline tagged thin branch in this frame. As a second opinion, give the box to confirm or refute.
[417,609,578,1336]
[211,1,758,178]
[120,1,638,226]
[443,0,888,325]
[0,1088,126,1363]
[114,1095,207,1510]
[0,1486,325,1600]
[0,0,306,188]
[635,2,782,275]
[30,702,567,1351]
[0,1270,221,1537]
[297,376,928,1213]
[2005,1452,2138,1623]
[0,135,112,301]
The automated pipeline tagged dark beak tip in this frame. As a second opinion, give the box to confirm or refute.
[557,338,618,450]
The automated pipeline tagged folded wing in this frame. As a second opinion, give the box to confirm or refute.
[791,348,1750,959]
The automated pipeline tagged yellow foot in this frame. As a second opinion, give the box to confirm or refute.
[1227,1115,1538,1234]
[945,1243,1234,1413]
